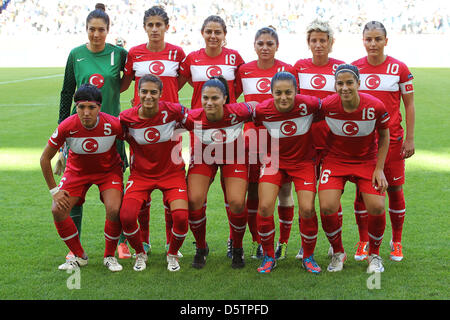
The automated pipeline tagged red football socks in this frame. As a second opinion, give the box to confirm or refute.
[278,205,294,244]
[388,189,406,243]
[257,214,275,257]
[104,219,121,257]
[299,215,318,258]
[54,216,85,258]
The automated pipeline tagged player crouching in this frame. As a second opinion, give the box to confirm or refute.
[40,84,125,272]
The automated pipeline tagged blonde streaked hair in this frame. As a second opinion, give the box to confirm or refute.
[306,19,334,47]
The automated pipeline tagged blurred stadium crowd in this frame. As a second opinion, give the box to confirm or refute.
[0,0,448,67]
[1,0,448,38]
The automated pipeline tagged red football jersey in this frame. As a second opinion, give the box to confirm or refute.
[253,95,321,169]
[48,113,123,174]
[294,57,346,151]
[179,47,244,109]
[119,102,188,178]
[124,42,186,105]
[183,102,253,164]
[321,93,390,162]
[236,59,294,103]
[352,55,414,142]
[294,57,345,98]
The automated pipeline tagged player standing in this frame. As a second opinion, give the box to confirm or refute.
[236,27,296,260]
[179,15,244,109]
[352,21,415,262]
[253,72,322,274]
[57,3,128,260]
[179,15,245,257]
[119,75,189,272]
[293,19,346,260]
[319,64,390,273]
[120,5,187,259]
[183,76,257,269]
[40,84,124,272]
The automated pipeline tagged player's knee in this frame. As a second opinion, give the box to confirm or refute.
[368,204,385,215]
[188,193,205,211]
[387,185,402,193]
[258,201,274,217]
[319,202,338,215]
[299,204,315,218]
[119,199,140,231]
[172,213,189,235]
[105,205,121,222]
[228,199,245,214]
[51,207,66,221]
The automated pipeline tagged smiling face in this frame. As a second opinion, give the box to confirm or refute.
[254,33,278,61]
[86,18,108,49]
[308,31,332,59]
[201,86,226,120]
[201,22,226,50]
[363,28,388,59]
[76,102,101,128]
[139,81,161,114]
[335,71,360,106]
[144,15,169,43]
[272,80,296,113]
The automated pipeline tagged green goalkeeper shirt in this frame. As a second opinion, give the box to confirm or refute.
[59,43,127,123]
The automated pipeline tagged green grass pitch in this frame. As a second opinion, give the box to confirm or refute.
[0,67,448,301]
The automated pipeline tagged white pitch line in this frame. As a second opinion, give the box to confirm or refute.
[0,74,64,85]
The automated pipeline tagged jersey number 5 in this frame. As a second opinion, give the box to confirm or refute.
[104,123,112,135]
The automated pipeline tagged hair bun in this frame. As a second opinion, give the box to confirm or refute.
[95,3,106,11]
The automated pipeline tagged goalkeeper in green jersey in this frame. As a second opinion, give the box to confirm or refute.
[56,3,129,260]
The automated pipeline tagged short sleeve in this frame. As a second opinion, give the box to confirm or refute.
[179,54,191,78]
[48,122,66,149]
[376,101,390,130]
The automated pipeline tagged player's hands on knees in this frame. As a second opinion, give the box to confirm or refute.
[401,139,415,159]
[52,190,70,211]
[372,168,388,194]
[53,151,66,175]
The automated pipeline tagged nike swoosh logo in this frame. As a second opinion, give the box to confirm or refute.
[304,182,314,185]
[135,55,143,59]
[393,176,403,181]
[265,115,276,119]
[178,189,186,192]
[194,59,201,63]
[112,181,121,185]
[329,112,338,116]
[69,130,79,134]
[235,170,246,173]
[244,71,252,75]
[299,67,308,71]
[76,58,85,62]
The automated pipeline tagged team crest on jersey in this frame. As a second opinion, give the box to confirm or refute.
[280,121,297,136]
[206,66,222,78]
[365,75,381,90]
[342,121,359,136]
[89,74,105,88]
[310,74,327,89]
[51,128,58,139]
[256,78,271,93]
[149,61,165,75]
[81,138,99,153]
[144,127,161,143]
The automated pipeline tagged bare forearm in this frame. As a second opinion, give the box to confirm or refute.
[376,128,390,170]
